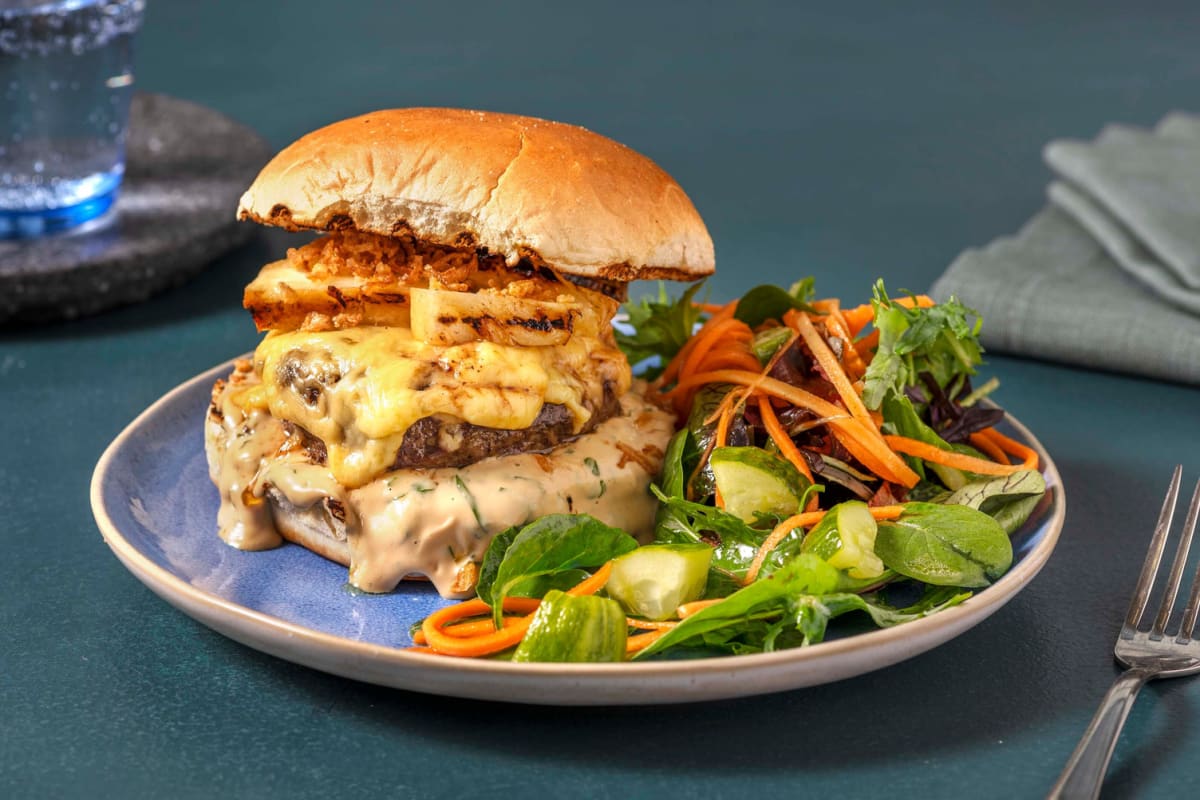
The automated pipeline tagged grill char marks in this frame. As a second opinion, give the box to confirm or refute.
[283,385,621,471]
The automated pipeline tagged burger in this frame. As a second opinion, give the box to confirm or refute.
[205,108,714,597]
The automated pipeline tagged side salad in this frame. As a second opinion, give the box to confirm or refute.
[409,279,1046,661]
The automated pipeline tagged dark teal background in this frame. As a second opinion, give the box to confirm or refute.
[4,1,1200,797]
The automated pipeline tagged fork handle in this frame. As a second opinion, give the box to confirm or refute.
[1047,668,1152,800]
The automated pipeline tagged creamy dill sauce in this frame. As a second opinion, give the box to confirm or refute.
[207,373,674,597]
[206,367,284,551]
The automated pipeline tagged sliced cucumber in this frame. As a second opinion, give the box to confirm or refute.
[801,500,885,580]
[607,543,713,621]
[710,446,809,524]
[511,591,626,663]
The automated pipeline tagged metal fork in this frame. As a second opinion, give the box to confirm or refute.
[1049,466,1200,799]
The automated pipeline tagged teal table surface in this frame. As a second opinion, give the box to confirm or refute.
[5,1,1200,797]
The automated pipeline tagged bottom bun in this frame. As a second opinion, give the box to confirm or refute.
[270,492,351,566]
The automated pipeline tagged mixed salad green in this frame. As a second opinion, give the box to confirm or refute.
[412,278,1046,662]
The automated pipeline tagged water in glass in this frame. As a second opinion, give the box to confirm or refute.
[0,0,143,237]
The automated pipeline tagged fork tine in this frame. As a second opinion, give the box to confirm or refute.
[1152,476,1200,637]
[1174,480,1200,641]
[1124,466,1182,632]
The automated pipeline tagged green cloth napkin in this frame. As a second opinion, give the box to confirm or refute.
[931,113,1200,384]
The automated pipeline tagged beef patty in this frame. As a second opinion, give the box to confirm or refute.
[285,384,621,471]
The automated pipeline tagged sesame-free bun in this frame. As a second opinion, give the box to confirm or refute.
[237,108,714,281]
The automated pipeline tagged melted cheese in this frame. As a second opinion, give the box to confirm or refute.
[251,326,630,488]
[206,373,676,597]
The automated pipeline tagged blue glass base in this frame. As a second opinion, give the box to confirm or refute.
[0,188,118,239]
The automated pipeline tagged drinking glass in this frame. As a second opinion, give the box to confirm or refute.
[0,0,144,238]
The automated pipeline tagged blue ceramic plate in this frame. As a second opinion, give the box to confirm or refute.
[91,358,1066,705]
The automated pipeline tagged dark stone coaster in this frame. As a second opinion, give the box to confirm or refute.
[0,92,272,323]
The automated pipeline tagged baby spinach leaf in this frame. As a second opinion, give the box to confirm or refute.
[658,429,691,499]
[989,495,1043,536]
[881,391,981,485]
[633,554,839,659]
[783,584,971,648]
[652,584,970,657]
[830,585,972,627]
[946,470,1047,534]
[881,390,1001,491]
[474,525,521,606]
[905,480,952,503]
[507,570,591,599]
[703,569,744,600]
[874,503,1012,588]
[488,514,638,626]
[880,391,937,479]
[734,281,819,328]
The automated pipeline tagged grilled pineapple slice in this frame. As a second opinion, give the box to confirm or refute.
[409,286,585,347]
[244,259,412,332]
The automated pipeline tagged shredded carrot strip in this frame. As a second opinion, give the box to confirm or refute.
[872,505,906,520]
[696,352,761,373]
[418,562,613,657]
[668,331,760,417]
[669,370,919,487]
[627,618,678,631]
[565,561,614,597]
[968,432,1010,466]
[757,395,815,488]
[854,329,880,358]
[812,300,868,379]
[659,302,737,387]
[676,327,794,425]
[679,317,755,383]
[626,629,671,654]
[978,428,1039,471]
[899,295,938,309]
[436,613,536,640]
[419,599,537,658]
[697,302,728,314]
[411,598,541,645]
[788,310,880,436]
[714,397,736,450]
[703,386,744,426]
[677,599,724,618]
[841,305,876,336]
[882,435,1025,476]
[743,505,906,585]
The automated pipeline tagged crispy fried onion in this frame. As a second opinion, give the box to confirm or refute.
[244,232,618,345]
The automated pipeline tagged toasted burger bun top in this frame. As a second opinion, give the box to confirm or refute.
[237,108,714,282]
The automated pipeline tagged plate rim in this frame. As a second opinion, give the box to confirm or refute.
[90,357,1066,705]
